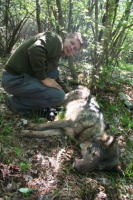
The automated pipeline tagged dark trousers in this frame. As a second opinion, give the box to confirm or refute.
[2,70,65,112]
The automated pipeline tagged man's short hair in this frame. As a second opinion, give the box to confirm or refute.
[66,32,83,48]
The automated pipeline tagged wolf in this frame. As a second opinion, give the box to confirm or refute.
[21,86,119,174]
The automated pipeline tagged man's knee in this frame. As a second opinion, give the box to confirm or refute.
[49,89,65,105]
[56,89,65,103]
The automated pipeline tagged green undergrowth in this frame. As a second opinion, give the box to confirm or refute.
[98,99,133,135]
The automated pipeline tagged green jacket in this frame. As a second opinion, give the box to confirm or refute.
[5,32,63,80]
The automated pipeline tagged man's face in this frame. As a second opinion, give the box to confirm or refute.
[62,37,81,56]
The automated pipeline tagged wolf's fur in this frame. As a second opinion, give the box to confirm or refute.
[21,86,119,173]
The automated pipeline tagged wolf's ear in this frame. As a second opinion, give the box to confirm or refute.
[96,134,115,149]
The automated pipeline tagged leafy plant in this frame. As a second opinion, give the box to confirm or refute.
[54,189,60,196]
[15,147,21,157]
[19,187,34,197]
[126,138,133,151]
[20,162,31,171]
[125,160,133,177]
[120,112,133,131]
[57,106,66,119]
[28,111,47,123]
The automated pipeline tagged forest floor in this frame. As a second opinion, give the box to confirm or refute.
[0,64,133,200]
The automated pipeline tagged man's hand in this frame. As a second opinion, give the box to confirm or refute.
[41,78,62,90]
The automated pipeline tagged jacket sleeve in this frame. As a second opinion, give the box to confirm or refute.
[28,33,62,80]
[28,37,48,80]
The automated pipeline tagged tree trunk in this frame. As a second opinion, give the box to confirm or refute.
[68,56,78,81]
[56,0,65,36]
[36,0,42,33]
[46,0,55,30]
[67,0,78,81]
[67,0,73,32]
